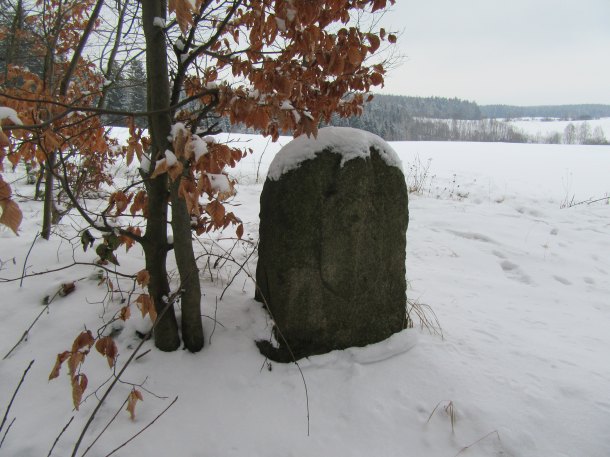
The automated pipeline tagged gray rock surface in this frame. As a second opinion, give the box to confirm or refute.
[256,144,409,362]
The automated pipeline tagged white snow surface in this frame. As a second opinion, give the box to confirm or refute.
[164,149,177,166]
[206,173,231,194]
[152,16,165,28]
[191,135,209,162]
[267,126,402,180]
[0,106,23,125]
[0,130,609,457]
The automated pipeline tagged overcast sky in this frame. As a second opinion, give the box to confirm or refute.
[378,0,610,106]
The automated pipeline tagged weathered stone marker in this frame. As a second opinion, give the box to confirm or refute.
[255,127,409,361]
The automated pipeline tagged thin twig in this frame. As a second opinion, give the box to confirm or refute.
[208,296,219,345]
[20,232,40,288]
[80,398,128,457]
[134,349,151,361]
[0,418,16,449]
[454,430,500,457]
[219,239,257,301]
[0,261,136,283]
[103,396,178,457]
[3,306,49,360]
[563,195,609,208]
[47,416,75,457]
[0,360,34,437]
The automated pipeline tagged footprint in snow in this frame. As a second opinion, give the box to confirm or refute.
[499,260,533,285]
[448,230,496,243]
[553,275,572,286]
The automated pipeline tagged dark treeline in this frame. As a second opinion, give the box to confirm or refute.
[325,95,609,143]
[325,95,524,142]
[480,104,610,120]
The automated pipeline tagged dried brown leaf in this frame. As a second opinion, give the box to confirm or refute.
[126,388,143,421]
[0,199,22,234]
[119,305,131,321]
[95,336,118,368]
[136,269,150,287]
[71,330,95,353]
[206,200,226,227]
[49,351,71,380]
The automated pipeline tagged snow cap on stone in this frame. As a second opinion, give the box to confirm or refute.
[267,127,402,181]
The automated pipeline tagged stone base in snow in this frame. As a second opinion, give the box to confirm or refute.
[255,128,409,362]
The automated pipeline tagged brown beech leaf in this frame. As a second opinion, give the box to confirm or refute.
[71,330,95,353]
[236,223,244,239]
[126,388,143,421]
[167,161,184,182]
[206,200,225,227]
[367,33,381,53]
[0,176,11,201]
[136,294,156,322]
[49,351,71,380]
[72,373,88,410]
[95,336,118,368]
[67,351,85,378]
[371,0,387,12]
[370,72,384,86]
[126,145,134,167]
[150,158,168,179]
[0,130,9,148]
[136,269,150,287]
[130,190,148,216]
[119,305,131,321]
[0,199,23,235]
[388,33,397,44]
[59,282,76,297]
[347,46,363,66]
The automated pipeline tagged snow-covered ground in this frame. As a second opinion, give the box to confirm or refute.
[1,133,609,457]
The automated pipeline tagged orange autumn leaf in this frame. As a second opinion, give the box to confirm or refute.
[206,200,225,226]
[0,199,23,235]
[126,388,144,421]
[136,294,157,322]
[71,330,95,353]
[0,130,9,148]
[49,351,71,380]
[67,351,85,378]
[119,305,131,321]
[167,160,184,182]
[136,269,150,287]
[72,373,88,410]
[347,46,363,66]
[150,158,169,179]
[95,336,118,368]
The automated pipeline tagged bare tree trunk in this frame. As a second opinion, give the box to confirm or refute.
[170,180,204,352]
[142,0,180,351]
[143,183,180,352]
[40,151,55,240]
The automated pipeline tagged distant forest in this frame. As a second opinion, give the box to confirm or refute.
[479,104,610,120]
[324,95,610,143]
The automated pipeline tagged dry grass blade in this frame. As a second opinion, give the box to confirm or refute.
[454,430,501,456]
[406,298,443,339]
[405,155,434,195]
[426,400,456,433]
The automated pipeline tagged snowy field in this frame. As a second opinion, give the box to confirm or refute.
[507,117,610,141]
[1,132,609,457]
